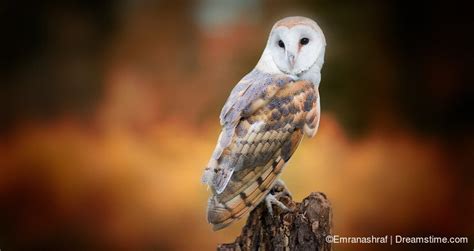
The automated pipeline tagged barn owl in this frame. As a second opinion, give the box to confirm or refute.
[202,16,326,230]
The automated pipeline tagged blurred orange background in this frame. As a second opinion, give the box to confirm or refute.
[0,1,472,250]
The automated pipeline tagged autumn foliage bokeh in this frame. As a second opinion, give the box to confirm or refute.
[0,1,472,250]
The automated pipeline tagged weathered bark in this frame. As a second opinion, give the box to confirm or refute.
[217,183,332,251]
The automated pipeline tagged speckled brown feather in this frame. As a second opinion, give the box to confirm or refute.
[207,79,319,230]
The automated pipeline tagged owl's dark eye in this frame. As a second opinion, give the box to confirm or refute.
[300,37,309,45]
[278,40,285,48]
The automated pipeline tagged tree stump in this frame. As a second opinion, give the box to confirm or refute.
[217,183,332,251]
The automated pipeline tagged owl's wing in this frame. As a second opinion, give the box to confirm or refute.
[219,70,289,128]
[202,72,320,230]
[202,70,292,191]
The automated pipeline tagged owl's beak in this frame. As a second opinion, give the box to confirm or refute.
[288,54,296,69]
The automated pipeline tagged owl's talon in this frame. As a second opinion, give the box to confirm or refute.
[274,179,292,198]
[265,193,290,216]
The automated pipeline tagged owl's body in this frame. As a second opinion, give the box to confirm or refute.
[202,16,326,230]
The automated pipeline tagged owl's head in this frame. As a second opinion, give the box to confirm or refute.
[257,16,326,83]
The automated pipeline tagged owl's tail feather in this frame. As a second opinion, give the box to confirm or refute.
[206,156,286,231]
